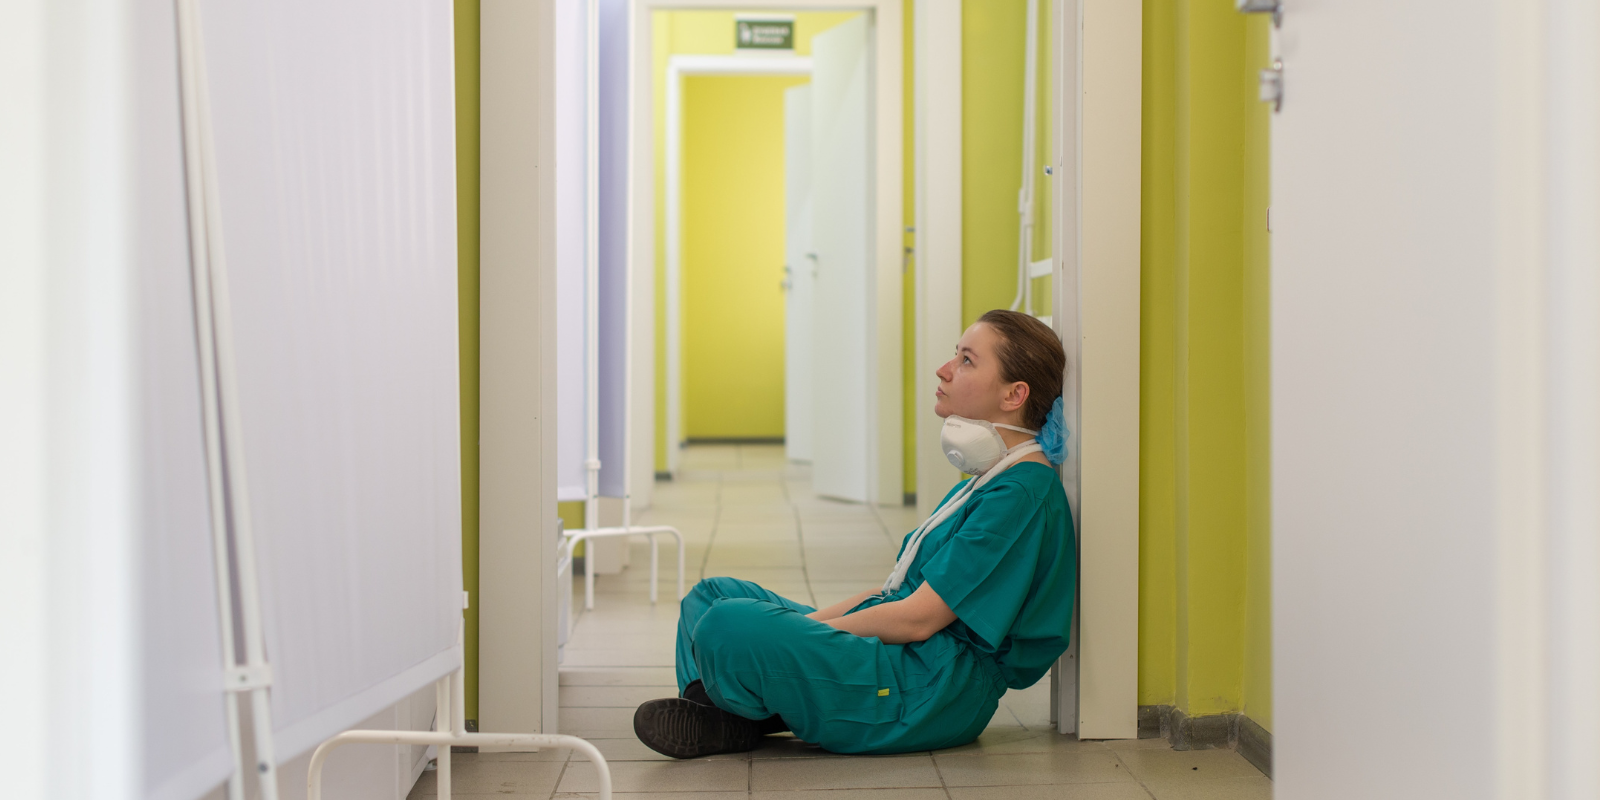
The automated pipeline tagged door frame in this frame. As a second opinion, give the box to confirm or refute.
[662,54,813,475]
[630,0,904,506]
[1054,0,1142,738]
[912,0,964,519]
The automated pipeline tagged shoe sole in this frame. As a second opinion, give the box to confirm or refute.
[633,698,762,759]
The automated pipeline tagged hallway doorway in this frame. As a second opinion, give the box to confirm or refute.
[633,2,905,508]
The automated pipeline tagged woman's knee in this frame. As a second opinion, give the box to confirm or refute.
[693,597,793,654]
[685,576,751,605]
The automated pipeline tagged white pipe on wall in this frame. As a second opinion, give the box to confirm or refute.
[1011,0,1042,314]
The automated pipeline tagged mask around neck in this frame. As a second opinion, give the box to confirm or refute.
[940,415,1039,475]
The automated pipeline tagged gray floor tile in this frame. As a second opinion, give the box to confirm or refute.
[553,793,745,800]
[751,755,942,790]
[935,729,1104,757]
[1142,775,1274,800]
[752,790,948,800]
[949,785,1155,800]
[558,666,677,687]
[584,736,749,762]
[557,758,751,793]
[1104,737,1178,751]
[561,685,673,708]
[1113,748,1264,782]
[934,750,1135,786]
[410,759,564,795]
[558,705,639,736]
[750,735,858,759]
[446,749,569,764]
[561,653,676,668]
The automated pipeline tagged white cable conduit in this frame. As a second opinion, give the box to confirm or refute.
[1010,0,1043,314]
[176,2,611,796]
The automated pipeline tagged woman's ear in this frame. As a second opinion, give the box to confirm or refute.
[1001,381,1030,413]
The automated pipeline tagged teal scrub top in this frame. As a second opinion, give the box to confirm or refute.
[860,461,1076,689]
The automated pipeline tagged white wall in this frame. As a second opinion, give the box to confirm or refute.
[0,2,53,798]
[1272,1,1600,797]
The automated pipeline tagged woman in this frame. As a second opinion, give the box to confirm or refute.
[633,309,1076,757]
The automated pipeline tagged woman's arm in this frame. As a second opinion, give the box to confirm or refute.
[823,583,957,644]
[806,589,877,622]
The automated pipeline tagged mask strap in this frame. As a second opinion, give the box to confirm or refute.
[881,441,1044,594]
[992,422,1039,436]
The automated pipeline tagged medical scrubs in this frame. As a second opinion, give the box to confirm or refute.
[674,462,1076,754]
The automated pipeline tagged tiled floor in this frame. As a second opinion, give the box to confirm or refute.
[411,444,1271,800]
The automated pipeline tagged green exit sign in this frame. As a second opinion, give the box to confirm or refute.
[735,17,794,51]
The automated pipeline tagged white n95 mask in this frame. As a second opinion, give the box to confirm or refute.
[884,421,1044,594]
[940,415,1039,475]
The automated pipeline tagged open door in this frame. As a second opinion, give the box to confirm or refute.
[783,84,815,463]
[808,14,873,503]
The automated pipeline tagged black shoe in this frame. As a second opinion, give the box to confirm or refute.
[633,698,763,759]
[683,680,789,736]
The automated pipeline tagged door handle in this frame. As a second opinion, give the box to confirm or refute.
[1235,0,1281,27]
[1259,59,1283,113]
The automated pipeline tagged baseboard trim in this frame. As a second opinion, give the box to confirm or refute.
[1235,713,1273,779]
[1137,705,1273,779]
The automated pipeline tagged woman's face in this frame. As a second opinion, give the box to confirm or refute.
[934,323,1027,422]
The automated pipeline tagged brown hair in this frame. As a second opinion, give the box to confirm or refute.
[976,309,1066,429]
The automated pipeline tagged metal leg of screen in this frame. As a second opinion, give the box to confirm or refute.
[307,669,612,800]
[564,525,686,610]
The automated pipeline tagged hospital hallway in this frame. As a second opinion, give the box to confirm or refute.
[409,445,1271,799]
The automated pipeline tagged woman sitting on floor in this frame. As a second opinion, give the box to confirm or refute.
[633,309,1077,757]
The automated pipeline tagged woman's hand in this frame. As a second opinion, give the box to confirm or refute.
[823,583,957,644]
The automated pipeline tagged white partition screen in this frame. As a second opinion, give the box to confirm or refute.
[198,0,465,762]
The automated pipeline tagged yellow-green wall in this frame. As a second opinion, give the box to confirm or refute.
[1240,6,1273,732]
[960,1,1052,326]
[453,0,480,722]
[1139,0,1272,730]
[681,75,810,439]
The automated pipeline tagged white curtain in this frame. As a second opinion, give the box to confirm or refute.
[198,0,464,763]
[555,0,590,504]
[138,6,233,797]
[597,0,630,495]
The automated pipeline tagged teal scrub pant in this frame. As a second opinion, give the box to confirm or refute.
[675,577,1008,754]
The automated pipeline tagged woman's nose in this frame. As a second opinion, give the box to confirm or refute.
[936,359,954,382]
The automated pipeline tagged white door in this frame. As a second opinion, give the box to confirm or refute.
[1267,2,1517,796]
[783,84,815,463]
[809,15,873,503]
